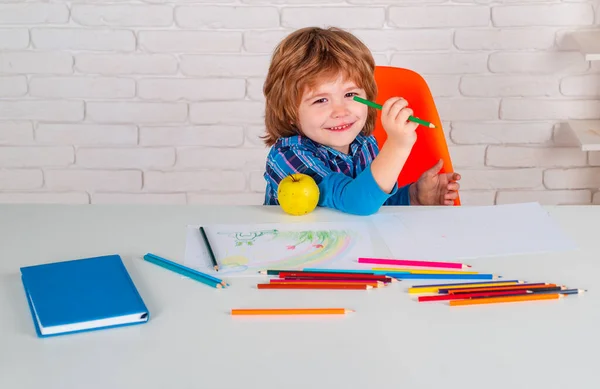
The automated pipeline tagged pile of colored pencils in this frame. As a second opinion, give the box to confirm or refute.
[255,257,586,306]
[257,269,396,290]
[358,257,586,306]
[411,280,585,306]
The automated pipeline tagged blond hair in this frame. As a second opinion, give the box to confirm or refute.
[262,27,378,146]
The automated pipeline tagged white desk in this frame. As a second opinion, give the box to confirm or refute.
[0,205,599,389]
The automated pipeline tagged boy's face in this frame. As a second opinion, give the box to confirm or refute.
[296,74,368,154]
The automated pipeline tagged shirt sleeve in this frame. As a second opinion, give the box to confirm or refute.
[265,145,397,215]
[384,184,412,206]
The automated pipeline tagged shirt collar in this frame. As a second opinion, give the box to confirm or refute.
[275,134,368,157]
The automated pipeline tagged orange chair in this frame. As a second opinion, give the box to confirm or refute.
[373,66,460,205]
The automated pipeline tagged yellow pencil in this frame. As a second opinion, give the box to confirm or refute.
[373,267,479,275]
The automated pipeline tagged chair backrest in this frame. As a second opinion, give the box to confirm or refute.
[373,66,460,205]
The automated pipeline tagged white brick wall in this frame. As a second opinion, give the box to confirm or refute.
[0,1,598,206]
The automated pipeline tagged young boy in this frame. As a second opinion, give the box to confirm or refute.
[262,27,460,215]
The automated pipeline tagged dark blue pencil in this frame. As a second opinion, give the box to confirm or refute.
[437,282,547,294]
[534,288,586,295]
[199,226,219,271]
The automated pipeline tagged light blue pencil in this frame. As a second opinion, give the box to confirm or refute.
[143,253,227,288]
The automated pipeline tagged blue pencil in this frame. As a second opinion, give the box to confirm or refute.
[410,280,521,288]
[143,253,226,288]
[302,268,390,274]
[384,273,499,280]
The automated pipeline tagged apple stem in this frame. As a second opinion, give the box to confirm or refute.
[289,174,298,182]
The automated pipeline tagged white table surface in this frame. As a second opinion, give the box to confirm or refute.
[0,204,599,389]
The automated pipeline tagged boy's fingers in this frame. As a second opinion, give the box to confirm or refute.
[426,159,444,177]
[447,182,460,191]
[382,97,404,114]
[396,107,414,123]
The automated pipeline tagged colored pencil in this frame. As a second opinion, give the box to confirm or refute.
[304,268,382,274]
[283,276,393,284]
[258,270,300,275]
[358,257,470,269]
[199,226,219,271]
[270,281,383,288]
[445,283,556,294]
[373,267,479,275]
[271,278,384,287]
[410,280,522,289]
[278,271,394,282]
[353,96,436,128]
[450,293,562,306]
[536,288,586,295]
[260,269,385,276]
[418,290,528,302]
[408,281,521,294]
[143,253,224,289]
[231,308,354,315]
[385,273,498,280]
[257,283,373,290]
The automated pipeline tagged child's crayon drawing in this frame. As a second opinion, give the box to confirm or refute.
[184,222,373,277]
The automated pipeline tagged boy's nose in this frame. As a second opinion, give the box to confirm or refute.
[331,102,350,118]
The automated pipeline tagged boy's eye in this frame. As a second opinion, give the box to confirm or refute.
[345,92,359,98]
[312,98,327,104]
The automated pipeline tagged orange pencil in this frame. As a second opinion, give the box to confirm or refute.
[257,283,373,290]
[231,308,354,315]
[450,293,561,306]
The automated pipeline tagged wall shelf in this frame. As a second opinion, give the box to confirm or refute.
[572,31,600,61]
[567,120,600,151]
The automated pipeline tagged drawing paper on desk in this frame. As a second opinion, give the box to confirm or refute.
[184,222,373,277]
[373,202,576,261]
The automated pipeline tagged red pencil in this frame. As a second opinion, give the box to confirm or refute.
[418,290,527,302]
[282,276,393,284]
[257,283,373,290]
[271,278,385,287]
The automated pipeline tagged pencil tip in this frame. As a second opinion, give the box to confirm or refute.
[430,124,436,128]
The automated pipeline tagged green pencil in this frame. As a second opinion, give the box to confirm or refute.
[353,96,436,129]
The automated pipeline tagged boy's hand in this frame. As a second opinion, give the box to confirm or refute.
[410,159,461,206]
[381,97,418,150]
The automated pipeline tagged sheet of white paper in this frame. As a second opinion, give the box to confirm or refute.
[184,222,374,277]
[373,202,577,261]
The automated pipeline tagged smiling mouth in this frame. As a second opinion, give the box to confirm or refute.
[325,123,354,132]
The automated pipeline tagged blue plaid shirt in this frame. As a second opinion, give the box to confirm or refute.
[263,134,411,215]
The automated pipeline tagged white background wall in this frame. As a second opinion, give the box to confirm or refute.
[0,0,599,206]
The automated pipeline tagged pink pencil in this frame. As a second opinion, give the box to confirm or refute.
[358,257,470,270]
[270,278,384,286]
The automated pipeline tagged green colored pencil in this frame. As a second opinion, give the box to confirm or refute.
[353,96,436,128]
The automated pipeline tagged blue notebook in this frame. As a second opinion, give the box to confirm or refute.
[20,254,149,337]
